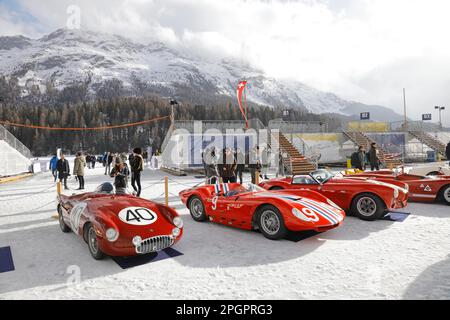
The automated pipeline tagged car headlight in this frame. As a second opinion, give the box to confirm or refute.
[393,189,399,199]
[173,216,183,228]
[132,236,142,246]
[172,227,181,237]
[106,228,119,242]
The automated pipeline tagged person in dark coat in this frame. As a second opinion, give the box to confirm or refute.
[110,158,130,194]
[368,143,380,171]
[91,154,96,169]
[235,148,246,184]
[56,154,70,190]
[351,146,366,171]
[218,148,237,183]
[446,142,450,165]
[131,148,144,197]
[105,152,113,175]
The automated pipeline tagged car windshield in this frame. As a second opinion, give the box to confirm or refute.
[223,183,265,197]
[94,183,132,195]
[310,170,334,183]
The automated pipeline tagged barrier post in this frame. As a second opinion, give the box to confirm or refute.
[57,182,62,196]
[165,176,169,206]
[255,172,260,185]
[347,159,352,169]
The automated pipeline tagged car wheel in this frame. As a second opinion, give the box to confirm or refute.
[440,185,450,205]
[58,204,71,233]
[269,186,284,191]
[257,205,288,240]
[189,196,208,222]
[86,224,106,260]
[351,193,386,221]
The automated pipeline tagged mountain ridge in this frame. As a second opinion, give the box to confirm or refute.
[0,28,404,122]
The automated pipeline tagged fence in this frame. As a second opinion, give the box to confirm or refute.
[0,125,32,159]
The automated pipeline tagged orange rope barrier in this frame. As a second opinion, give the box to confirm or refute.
[0,115,170,131]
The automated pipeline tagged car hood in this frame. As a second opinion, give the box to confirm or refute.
[337,177,408,193]
[86,195,176,232]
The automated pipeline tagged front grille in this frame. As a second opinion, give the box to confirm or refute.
[136,235,175,254]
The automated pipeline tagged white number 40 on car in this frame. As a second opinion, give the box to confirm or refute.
[118,207,158,226]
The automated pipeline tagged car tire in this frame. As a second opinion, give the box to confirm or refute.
[257,205,288,240]
[269,186,284,191]
[189,196,208,222]
[86,224,106,260]
[58,204,71,233]
[351,193,386,221]
[439,185,450,205]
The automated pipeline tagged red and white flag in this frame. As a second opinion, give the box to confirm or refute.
[237,80,249,128]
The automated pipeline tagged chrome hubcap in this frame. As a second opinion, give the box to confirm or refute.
[190,199,203,218]
[260,210,280,235]
[357,197,377,216]
[88,227,98,255]
[444,188,450,202]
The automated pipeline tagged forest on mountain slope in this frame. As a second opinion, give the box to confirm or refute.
[0,75,344,156]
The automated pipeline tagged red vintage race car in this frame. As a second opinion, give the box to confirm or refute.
[260,169,409,221]
[57,183,183,260]
[344,170,450,205]
[179,182,345,240]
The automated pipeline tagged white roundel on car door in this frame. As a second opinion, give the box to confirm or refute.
[70,202,87,234]
[118,207,158,226]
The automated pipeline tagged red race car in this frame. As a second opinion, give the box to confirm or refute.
[57,183,183,260]
[344,170,450,205]
[260,169,409,221]
[179,182,345,240]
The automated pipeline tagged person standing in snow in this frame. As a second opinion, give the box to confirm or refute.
[368,143,380,171]
[49,153,58,182]
[56,154,70,190]
[131,148,144,197]
[235,148,245,184]
[73,152,86,190]
[110,157,130,193]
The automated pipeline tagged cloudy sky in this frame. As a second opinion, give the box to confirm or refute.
[0,0,449,125]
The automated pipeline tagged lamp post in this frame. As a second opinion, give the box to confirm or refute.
[170,99,179,125]
[435,106,446,130]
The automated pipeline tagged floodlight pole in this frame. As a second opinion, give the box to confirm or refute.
[170,100,179,126]
[435,106,445,130]
[403,88,408,132]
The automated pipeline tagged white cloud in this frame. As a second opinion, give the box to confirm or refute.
[1,0,450,125]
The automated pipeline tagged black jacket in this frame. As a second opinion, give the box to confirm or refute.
[56,159,70,176]
[131,155,144,173]
[446,143,450,159]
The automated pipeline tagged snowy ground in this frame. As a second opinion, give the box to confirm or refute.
[0,162,449,300]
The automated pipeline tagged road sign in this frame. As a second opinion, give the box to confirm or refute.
[360,112,370,120]
[422,114,432,121]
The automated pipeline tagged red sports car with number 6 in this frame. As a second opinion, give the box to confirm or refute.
[344,170,450,205]
[57,182,183,260]
[260,170,409,221]
[180,182,345,240]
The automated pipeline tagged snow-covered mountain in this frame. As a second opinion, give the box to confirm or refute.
[0,28,403,121]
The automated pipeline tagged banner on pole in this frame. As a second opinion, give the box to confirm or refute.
[237,81,249,129]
